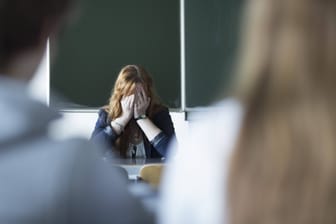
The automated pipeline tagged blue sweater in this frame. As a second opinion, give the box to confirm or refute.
[90,107,175,158]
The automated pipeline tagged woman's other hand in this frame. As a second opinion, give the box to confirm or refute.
[134,85,150,118]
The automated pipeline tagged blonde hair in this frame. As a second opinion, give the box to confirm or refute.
[229,0,336,223]
[104,65,163,157]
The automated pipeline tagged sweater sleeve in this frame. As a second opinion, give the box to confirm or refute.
[90,109,119,147]
[150,107,176,157]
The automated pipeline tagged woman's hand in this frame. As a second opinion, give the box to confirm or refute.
[110,95,134,134]
[134,85,150,119]
[119,94,135,125]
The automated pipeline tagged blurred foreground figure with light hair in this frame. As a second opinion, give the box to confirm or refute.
[229,0,336,224]
[160,0,336,223]
[0,0,153,223]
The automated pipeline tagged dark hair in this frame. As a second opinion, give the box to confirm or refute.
[0,0,73,67]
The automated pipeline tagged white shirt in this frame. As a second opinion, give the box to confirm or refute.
[159,99,243,224]
[127,141,147,159]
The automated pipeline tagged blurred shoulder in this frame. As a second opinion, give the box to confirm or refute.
[59,137,105,156]
[171,98,243,159]
[159,98,243,224]
[190,98,242,127]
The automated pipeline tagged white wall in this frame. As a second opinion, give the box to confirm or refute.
[49,111,188,143]
[28,45,189,142]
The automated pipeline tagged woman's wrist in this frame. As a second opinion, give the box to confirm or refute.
[111,118,125,134]
[113,120,124,131]
[117,115,130,126]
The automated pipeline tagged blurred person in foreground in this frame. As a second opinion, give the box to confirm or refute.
[160,0,336,223]
[0,0,153,223]
[229,0,336,224]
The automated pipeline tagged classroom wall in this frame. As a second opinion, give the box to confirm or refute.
[27,0,242,141]
[48,111,188,143]
[28,49,189,142]
[51,0,180,109]
[50,0,242,110]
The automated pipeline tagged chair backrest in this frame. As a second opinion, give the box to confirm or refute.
[139,164,165,188]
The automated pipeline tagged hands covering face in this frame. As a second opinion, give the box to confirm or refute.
[120,84,150,123]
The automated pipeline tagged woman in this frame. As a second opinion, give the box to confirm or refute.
[91,65,175,159]
[229,0,336,224]
[160,0,336,223]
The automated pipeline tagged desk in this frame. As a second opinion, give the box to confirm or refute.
[112,158,164,180]
[109,158,163,214]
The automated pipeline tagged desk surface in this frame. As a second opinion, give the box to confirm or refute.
[113,158,164,165]
[112,158,165,179]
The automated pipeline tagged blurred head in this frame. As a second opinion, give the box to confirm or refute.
[229,0,336,224]
[0,0,74,79]
[107,64,160,120]
[234,0,336,101]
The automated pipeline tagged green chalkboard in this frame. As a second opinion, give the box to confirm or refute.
[185,0,242,107]
[51,0,243,110]
[51,0,180,109]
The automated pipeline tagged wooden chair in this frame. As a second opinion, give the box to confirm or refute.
[138,164,165,188]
